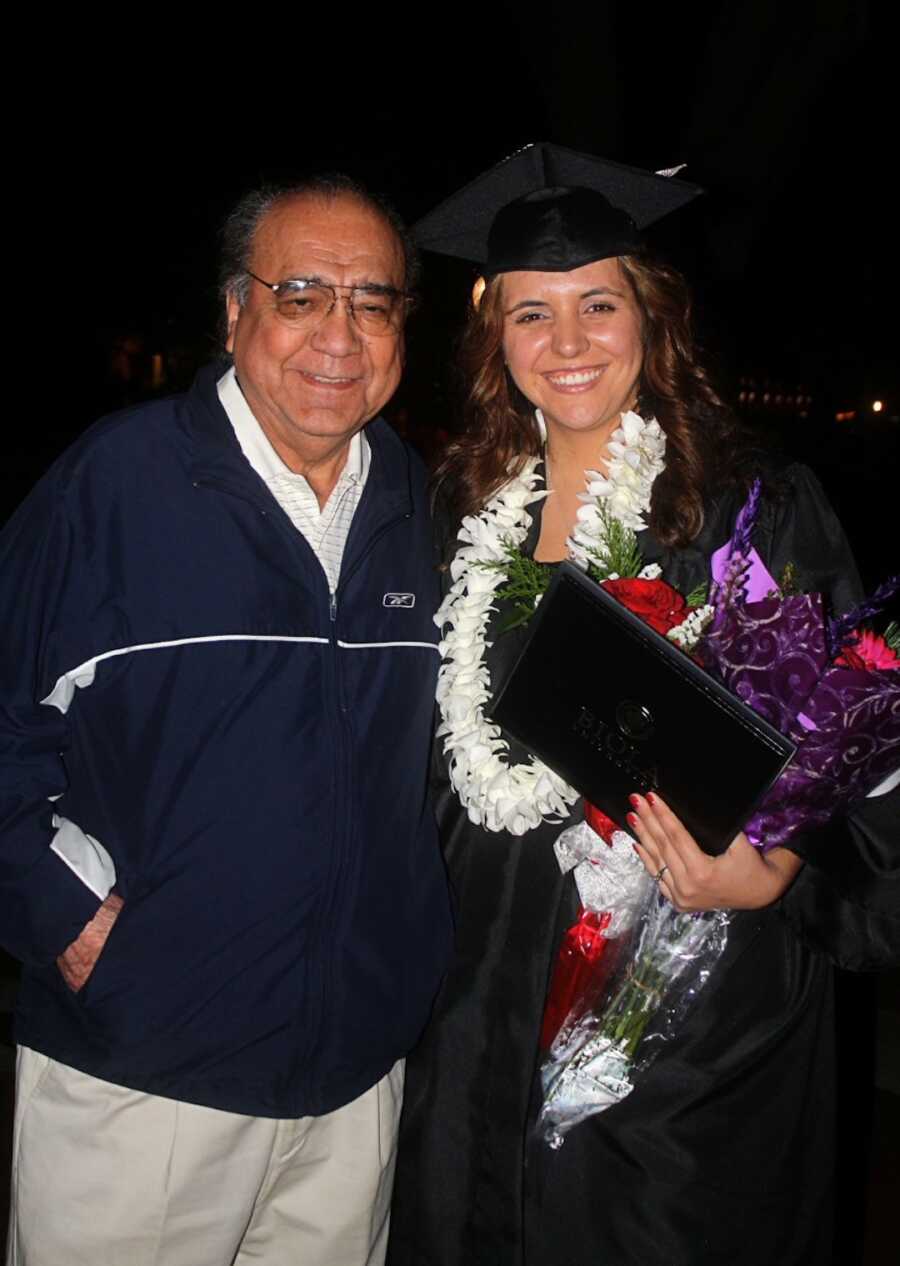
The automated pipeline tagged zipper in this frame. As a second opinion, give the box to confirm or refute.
[326,506,410,712]
[193,472,337,1110]
[194,472,415,1112]
[309,501,413,1107]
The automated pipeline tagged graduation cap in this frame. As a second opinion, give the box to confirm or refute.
[413,142,703,276]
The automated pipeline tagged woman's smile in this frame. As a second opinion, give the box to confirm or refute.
[541,364,607,391]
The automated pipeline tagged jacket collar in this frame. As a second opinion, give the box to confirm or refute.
[185,362,414,520]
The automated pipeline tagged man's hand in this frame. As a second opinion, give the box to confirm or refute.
[628,793,803,912]
[56,892,124,992]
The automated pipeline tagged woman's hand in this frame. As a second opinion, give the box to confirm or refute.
[627,793,803,912]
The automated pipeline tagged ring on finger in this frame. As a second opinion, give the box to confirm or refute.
[653,864,669,884]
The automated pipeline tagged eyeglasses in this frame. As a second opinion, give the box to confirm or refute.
[246,272,412,336]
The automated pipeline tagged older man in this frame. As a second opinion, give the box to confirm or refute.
[0,176,452,1266]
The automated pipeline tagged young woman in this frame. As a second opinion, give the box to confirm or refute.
[388,146,897,1266]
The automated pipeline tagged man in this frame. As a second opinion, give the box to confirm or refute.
[0,176,452,1266]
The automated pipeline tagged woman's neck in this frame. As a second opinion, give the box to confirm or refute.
[534,416,620,562]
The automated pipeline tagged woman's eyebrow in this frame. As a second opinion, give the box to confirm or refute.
[505,298,550,314]
[505,285,628,314]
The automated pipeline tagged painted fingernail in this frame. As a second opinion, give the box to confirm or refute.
[626,812,638,829]
[647,792,658,806]
[628,794,641,808]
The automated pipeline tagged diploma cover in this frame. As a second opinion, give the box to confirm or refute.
[490,562,795,855]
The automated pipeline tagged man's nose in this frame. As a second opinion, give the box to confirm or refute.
[312,295,362,355]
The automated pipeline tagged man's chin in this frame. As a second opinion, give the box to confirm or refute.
[287,406,372,440]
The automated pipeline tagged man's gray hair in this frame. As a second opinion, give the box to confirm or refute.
[219,173,420,312]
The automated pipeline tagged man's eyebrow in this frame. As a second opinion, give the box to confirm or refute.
[279,273,399,292]
[353,280,401,293]
[277,273,325,286]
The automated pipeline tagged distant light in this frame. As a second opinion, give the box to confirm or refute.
[873,400,884,413]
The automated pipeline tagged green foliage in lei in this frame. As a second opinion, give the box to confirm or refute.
[477,543,553,633]
[580,503,645,582]
[885,621,900,654]
[478,505,685,633]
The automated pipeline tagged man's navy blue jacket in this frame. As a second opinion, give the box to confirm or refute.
[0,365,452,1117]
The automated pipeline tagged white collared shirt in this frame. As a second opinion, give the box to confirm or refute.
[218,366,370,594]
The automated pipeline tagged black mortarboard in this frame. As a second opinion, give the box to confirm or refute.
[414,142,702,275]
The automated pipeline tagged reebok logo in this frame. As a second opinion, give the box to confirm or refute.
[382,593,416,609]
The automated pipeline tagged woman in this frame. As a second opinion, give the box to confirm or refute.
[388,146,897,1266]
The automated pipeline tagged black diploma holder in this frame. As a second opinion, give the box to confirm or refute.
[489,562,795,856]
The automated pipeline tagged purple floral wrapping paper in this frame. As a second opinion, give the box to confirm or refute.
[703,592,830,734]
[702,588,900,850]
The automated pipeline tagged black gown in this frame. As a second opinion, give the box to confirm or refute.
[388,464,899,1266]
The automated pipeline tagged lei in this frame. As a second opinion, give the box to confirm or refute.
[435,410,667,836]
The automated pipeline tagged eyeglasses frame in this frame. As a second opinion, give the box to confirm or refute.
[245,271,415,335]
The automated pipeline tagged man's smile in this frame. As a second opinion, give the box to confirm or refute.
[294,368,362,390]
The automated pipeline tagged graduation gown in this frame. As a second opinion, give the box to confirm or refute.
[388,463,899,1266]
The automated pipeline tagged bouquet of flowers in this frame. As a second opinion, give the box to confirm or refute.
[535,480,899,1146]
[540,884,729,1144]
[539,803,647,1053]
[703,482,900,847]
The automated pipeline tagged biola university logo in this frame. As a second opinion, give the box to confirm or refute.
[382,593,416,609]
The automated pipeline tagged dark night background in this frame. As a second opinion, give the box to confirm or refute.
[6,0,893,588]
[2,2,896,1261]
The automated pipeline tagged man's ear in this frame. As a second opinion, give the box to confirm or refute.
[225,294,241,354]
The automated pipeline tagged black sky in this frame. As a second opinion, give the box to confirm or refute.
[14,2,887,489]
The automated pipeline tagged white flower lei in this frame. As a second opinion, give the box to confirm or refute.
[435,410,667,836]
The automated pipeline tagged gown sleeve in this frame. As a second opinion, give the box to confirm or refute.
[779,782,900,970]
[750,462,863,613]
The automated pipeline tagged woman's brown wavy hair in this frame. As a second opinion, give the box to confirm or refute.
[434,253,747,547]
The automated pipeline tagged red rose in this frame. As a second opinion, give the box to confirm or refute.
[602,577,687,635]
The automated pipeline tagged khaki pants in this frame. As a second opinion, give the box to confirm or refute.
[6,1047,403,1266]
